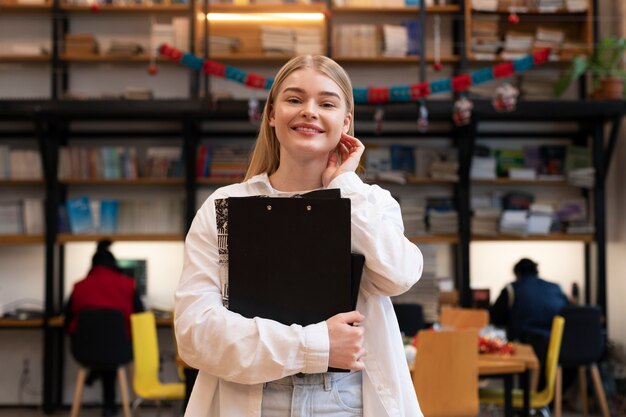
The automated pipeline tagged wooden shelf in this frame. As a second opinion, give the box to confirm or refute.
[472,233,594,242]
[472,178,570,186]
[0,1,51,11]
[334,55,460,64]
[60,177,185,185]
[0,235,45,244]
[208,53,303,63]
[0,54,50,63]
[60,53,172,63]
[409,234,459,244]
[0,178,45,185]
[60,3,189,12]
[471,6,588,15]
[57,233,185,242]
[206,3,325,13]
[0,318,44,328]
[47,314,172,327]
[331,5,460,13]
[197,176,242,185]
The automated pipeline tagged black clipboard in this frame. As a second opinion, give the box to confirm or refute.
[220,189,363,372]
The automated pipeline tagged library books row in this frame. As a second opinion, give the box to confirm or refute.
[59,195,185,234]
[400,196,458,236]
[365,145,458,184]
[471,0,587,12]
[333,22,421,59]
[58,146,184,180]
[0,199,44,235]
[471,192,591,236]
[470,144,594,187]
[0,147,43,180]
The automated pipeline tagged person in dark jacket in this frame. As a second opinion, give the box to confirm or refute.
[65,239,144,417]
[489,258,569,390]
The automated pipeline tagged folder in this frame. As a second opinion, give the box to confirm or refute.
[219,189,364,371]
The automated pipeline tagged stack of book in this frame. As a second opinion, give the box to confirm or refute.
[294,28,323,55]
[537,0,563,11]
[499,210,528,235]
[527,203,554,235]
[107,40,144,56]
[0,199,43,235]
[427,197,457,235]
[210,36,241,54]
[533,27,565,60]
[65,33,98,56]
[470,15,501,60]
[400,197,426,237]
[470,155,497,179]
[472,207,501,236]
[0,146,42,179]
[566,0,587,11]
[382,24,408,57]
[261,26,294,54]
[471,0,498,11]
[501,31,534,60]
[334,24,379,57]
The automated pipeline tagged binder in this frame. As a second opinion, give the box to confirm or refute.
[226,188,364,325]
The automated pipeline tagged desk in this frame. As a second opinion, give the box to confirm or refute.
[479,343,539,417]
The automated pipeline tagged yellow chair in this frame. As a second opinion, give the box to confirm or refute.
[412,329,480,417]
[439,306,489,330]
[479,316,565,416]
[130,311,185,415]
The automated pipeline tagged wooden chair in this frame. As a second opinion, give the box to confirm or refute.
[412,329,479,417]
[439,307,489,329]
[479,316,565,417]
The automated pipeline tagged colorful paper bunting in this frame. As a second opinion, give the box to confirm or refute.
[157,43,551,105]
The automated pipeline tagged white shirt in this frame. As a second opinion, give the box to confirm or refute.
[175,172,424,417]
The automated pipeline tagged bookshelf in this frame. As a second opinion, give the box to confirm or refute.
[0,98,623,412]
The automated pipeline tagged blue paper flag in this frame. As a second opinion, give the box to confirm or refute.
[430,79,452,94]
[225,66,247,83]
[513,55,534,72]
[390,86,412,102]
[181,53,203,70]
[471,67,495,85]
[353,88,368,104]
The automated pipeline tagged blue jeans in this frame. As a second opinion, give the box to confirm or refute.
[261,371,363,417]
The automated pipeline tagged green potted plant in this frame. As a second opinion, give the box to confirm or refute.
[555,36,626,99]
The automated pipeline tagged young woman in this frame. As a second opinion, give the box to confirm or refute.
[175,55,424,417]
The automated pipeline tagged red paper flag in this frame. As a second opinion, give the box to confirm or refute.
[452,74,472,92]
[410,83,430,100]
[533,48,551,65]
[493,62,514,78]
[367,87,390,104]
[203,60,226,77]
[245,73,266,89]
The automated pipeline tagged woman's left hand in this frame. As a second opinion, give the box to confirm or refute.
[322,133,365,187]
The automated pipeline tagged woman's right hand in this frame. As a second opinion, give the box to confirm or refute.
[326,311,366,371]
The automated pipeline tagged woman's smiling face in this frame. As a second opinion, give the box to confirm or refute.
[269,67,352,163]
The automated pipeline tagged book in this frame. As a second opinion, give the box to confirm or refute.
[66,196,95,234]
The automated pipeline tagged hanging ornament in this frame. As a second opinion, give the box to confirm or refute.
[248,96,260,122]
[492,83,519,112]
[417,101,429,132]
[374,105,384,135]
[89,2,100,12]
[147,64,158,75]
[453,96,473,126]
[508,0,520,24]
[433,14,442,71]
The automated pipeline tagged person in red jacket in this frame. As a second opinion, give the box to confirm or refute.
[65,239,144,417]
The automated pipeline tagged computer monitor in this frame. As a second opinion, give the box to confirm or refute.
[117,259,147,296]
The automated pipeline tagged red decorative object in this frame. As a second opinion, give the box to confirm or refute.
[367,87,390,104]
[533,48,551,65]
[479,335,516,355]
[493,83,519,112]
[453,96,473,126]
[410,83,430,100]
[493,62,515,78]
[90,3,100,12]
[507,12,520,24]
[452,74,471,92]
[147,65,158,75]
[203,60,226,77]
[245,73,266,89]
[433,62,443,71]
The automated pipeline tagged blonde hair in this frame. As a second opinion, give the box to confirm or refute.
[244,55,355,180]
